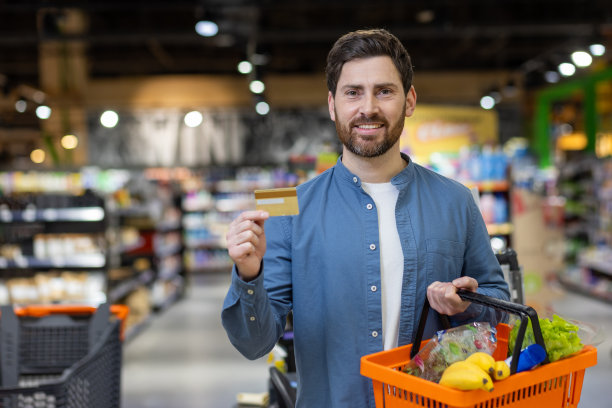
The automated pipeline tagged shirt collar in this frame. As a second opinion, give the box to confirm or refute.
[334,152,415,188]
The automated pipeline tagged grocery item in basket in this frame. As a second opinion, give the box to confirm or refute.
[403,322,497,382]
[465,351,496,375]
[439,360,494,391]
[505,343,546,372]
[508,314,583,362]
[492,360,510,380]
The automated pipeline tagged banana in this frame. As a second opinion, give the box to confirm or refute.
[465,352,496,376]
[439,361,494,391]
[492,360,510,380]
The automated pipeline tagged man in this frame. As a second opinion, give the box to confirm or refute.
[222,28,510,407]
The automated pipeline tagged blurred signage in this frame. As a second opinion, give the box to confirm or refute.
[399,105,498,164]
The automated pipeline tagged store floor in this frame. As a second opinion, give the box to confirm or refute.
[122,272,612,408]
[122,272,269,408]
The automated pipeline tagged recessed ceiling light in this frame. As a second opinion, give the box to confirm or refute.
[558,62,576,77]
[195,20,218,37]
[589,43,605,56]
[571,51,592,68]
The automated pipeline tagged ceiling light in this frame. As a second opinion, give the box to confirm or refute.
[249,80,265,94]
[32,91,45,104]
[30,149,45,164]
[36,105,52,119]
[100,110,119,128]
[415,9,435,24]
[15,99,27,113]
[184,111,203,127]
[571,51,592,68]
[558,62,576,77]
[61,134,78,150]
[480,96,495,110]
[589,43,605,56]
[255,101,270,115]
[544,71,560,83]
[195,20,218,37]
[237,61,253,74]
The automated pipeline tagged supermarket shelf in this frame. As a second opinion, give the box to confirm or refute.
[186,264,233,273]
[0,206,105,223]
[154,243,183,258]
[184,239,226,249]
[580,260,612,277]
[557,274,612,305]
[152,279,185,312]
[111,238,146,254]
[464,180,510,192]
[486,222,514,235]
[158,263,183,282]
[124,315,153,343]
[0,254,106,269]
[156,220,182,232]
[108,269,156,303]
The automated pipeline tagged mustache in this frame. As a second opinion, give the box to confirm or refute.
[350,116,388,127]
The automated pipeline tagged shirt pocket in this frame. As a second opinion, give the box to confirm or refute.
[425,238,465,283]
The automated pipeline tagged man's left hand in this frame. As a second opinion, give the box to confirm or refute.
[427,276,478,316]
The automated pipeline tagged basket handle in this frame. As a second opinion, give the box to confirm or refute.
[410,289,548,374]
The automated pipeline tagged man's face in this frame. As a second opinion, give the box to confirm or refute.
[328,56,415,158]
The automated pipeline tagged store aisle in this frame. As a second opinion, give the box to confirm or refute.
[122,272,269,408]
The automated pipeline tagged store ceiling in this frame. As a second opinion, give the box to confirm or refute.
[1,0,611,92]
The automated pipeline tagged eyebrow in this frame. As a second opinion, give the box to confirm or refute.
[340,82,400,90]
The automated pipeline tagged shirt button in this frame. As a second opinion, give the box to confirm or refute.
[371,285,377,292]
[247,289,254,295]
[250,316,256,322]
[366,203,373,210]
[372,331,379,338]
[369,243,376,250]
[353,177,358,183]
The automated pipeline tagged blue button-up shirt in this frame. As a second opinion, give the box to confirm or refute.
[222,154,510,407]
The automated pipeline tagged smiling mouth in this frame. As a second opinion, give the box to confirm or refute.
[356,124,383,129]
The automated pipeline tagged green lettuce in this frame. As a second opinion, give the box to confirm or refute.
[508,314,583,362]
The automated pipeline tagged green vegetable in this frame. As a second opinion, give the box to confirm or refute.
[508,314,583,362]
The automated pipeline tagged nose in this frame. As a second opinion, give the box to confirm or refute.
[360,93,380,117]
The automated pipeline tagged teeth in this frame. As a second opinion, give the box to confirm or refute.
[358,124,382,129]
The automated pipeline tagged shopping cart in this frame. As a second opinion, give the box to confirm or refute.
[361,290,598,408]
[0,303,129,408]
[496,248,524,304]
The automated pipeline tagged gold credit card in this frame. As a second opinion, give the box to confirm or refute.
[254,187,299,216]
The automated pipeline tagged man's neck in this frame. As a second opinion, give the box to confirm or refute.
[341,146,407,183]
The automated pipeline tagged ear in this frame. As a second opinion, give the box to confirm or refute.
[405,86,417,118]
[328,91,336,122]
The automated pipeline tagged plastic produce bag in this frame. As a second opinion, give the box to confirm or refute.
[404,322,497,383]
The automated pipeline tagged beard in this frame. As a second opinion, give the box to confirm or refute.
[335,104,406,158]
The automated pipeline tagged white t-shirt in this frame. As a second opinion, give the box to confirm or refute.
[362,182,404,350]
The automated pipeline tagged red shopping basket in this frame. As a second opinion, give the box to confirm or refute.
[361,291,598,408]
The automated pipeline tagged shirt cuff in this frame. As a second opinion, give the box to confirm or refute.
[231,265,266,306]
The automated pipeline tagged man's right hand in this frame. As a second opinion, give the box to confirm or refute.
[226,210,270,281]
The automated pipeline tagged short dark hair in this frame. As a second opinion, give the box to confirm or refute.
[325,28,413,96]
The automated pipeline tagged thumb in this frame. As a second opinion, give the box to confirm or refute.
[452,276,477,291]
